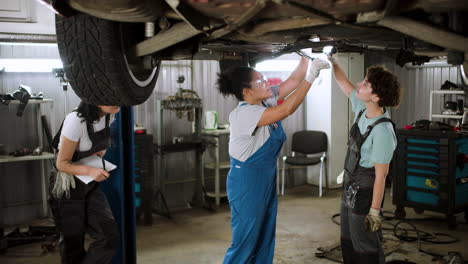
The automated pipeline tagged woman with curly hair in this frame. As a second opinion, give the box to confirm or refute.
[329,55,401,264]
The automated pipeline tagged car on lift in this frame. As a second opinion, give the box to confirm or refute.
[41,0,467,105]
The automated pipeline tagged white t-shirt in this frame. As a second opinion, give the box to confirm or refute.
[58,111,113,152]
[229,85,279,162]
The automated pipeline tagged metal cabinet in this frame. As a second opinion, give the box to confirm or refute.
[393,129,468,229]
[0,0,56,34]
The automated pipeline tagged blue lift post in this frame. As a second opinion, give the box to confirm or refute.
[101,106,137,264]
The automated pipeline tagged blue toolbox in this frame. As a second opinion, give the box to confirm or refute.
[392,129,468,229]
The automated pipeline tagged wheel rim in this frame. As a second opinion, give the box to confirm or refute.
[120,23,159,88]
[124,55,159,87]
[461,64,468,86]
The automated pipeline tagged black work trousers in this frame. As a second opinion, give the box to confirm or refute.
[49,174,119,264]
[340,190,385,264]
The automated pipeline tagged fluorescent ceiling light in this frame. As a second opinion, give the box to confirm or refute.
[0,59,63,72]
[255,60,299,72]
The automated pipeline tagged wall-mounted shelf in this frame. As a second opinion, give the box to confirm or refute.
[204,161,230,170]
[6,99,53,105]
[429,90,465,121]
[0,152,54,163]
[430,90,464,95]
[431,114,463,119]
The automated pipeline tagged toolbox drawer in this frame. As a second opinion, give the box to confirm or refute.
[406,190,439,206]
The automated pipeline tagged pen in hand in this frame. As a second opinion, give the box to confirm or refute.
[101,156,106,171]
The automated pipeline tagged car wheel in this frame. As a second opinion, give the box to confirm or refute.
[56,13,160,105]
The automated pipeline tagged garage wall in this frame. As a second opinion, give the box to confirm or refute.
[133,60,239,209]
[0,44,80,226]
[133,62,306,209]
[0,42,306,216]
[0,46,219,220]
[263,71,307,186]
[263,70,306,157]
[365,51,463,128]
[0,44,81,130]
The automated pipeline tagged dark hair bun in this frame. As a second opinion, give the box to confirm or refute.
[216,67,254,101]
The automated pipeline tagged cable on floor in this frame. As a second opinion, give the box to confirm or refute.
[330,211,462,260]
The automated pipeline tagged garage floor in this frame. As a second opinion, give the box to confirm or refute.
[1,186,467,264]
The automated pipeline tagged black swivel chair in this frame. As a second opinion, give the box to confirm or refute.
[281,130,328,197]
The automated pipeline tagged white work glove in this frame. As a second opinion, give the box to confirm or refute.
[327,54,338,66]
[365,208,383,232]
[51,171,76,199]
[305,58,330,83]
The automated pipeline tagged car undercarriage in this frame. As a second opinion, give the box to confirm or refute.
[43,0,468,105]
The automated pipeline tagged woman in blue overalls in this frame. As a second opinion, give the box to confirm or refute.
[217,52,330,263]
[49,102,120,264]
[329,55,401,263]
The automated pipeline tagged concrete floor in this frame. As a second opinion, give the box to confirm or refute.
[1,185,467,264]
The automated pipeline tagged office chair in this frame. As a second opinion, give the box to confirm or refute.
[281,130,328,197]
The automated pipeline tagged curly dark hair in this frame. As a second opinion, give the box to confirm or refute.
[217,67,254,101]
[75,101,101,124]
[367,66,401,107]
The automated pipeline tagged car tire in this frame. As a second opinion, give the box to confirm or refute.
[56,13,160,105]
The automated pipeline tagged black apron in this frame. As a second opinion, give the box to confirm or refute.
[340,108,394,264]
[49,114,119,264]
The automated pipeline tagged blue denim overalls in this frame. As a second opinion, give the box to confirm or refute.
[224,102,287,264]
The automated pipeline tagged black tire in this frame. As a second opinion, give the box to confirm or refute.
[56,13,160,105]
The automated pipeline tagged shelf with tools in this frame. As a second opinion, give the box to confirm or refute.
[0,152,54,163]
[431,114,463,119]
[203,161,230,170]
[429,90,464,121]
[6,99,53,105]
[0,98,54,217]
[202,128,230,207]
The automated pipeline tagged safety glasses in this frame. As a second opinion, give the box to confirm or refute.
[254,76,268,86]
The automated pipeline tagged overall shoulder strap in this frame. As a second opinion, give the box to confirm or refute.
[86,119,94,136]
[51,119,65,152]
[355,108,366,123]
[86,114,110,135]
[362,117,394,140]
[105,114,110,128]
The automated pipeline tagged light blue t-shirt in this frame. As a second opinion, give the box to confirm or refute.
[350,89,396,167]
